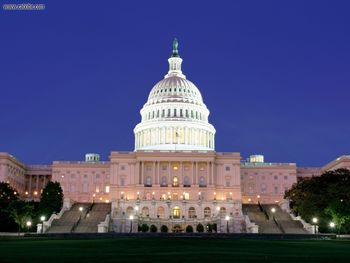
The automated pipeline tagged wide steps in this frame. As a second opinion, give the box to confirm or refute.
[74,203,111,233]
[243,204,307,234]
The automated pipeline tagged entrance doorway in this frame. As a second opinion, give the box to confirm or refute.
[173,206,181,219]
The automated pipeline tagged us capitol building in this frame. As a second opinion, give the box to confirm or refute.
[1,40,349,233]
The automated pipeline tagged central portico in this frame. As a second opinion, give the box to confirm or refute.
[109,150,244,232]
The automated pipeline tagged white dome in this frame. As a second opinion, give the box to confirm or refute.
[134,39,216,151]
[146,76,203,106]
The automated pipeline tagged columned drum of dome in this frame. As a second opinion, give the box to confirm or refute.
[134,39,216,151]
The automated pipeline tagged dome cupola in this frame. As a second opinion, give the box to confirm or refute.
[134,39,216,151]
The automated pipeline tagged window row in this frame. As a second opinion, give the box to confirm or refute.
[143,108,206,121]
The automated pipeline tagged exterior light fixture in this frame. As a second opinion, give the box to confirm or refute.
[329,222,335,228]
[271,208,276,213]
[312,217,318,234]
[225,215,230,233]
[79,206,83,212]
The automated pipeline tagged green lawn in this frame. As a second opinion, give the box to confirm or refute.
[0,237,349,263]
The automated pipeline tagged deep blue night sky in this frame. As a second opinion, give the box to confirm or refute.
[1,0,349,166]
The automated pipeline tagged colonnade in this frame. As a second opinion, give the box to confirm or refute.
[135,126,214,150]
[134,160,216,187]
[26,174,50,197]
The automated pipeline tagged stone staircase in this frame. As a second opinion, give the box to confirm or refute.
[243,204,307,234]
[262,204,307,234]
[46,203,91,233]
[46,203,111,233]
[243,204,281,233]
[74,203,111,233]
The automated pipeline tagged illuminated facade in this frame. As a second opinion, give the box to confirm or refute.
[0,40,349,233]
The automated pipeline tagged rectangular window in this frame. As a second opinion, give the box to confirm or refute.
[105,185,110,193]
[83,183,88,193]
[274,176,278,180]
[284,175,288,180]
[225,166,230,171]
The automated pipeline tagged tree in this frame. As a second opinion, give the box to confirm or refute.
[196,223,204,232]
[150,224,157,232]
[7,200,34,235]
[141,224,149,232]
[0,182,19,232]
[0,182,18,206]
[206,224,213,232]
[185,225,193,233]
[160,225,168,233]
[39,182,63,218]
[285,168,350,233]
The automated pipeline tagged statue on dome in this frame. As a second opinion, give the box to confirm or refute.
[172,38,179,57]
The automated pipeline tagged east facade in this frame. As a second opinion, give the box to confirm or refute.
[1,39,349,232]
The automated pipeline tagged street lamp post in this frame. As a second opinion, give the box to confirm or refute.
[312,217,318,234]
[26,221,32,233]
[129,215,134,233]
[329,222,336,233]
[40,216,46,234]
[225,215,230,233]
[271,207,276,221]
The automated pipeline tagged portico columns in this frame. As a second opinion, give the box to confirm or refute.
[192,162,195,184]
[153,162,156,185]
[29,175,32,195]
[211,162,215,185]
[168,161,171,185]
[36,175,39,191]
[141,161,144,185]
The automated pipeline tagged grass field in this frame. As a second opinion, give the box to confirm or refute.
[0,236,349,263]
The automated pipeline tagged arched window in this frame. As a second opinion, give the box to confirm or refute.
[82,182,88,193]
[120,178,125,186]
[142,207,149,217]
[199,176,206,187]
[219,207,226,216]
[188,207,196,219]
[204,207,211,218]
[126,206,134,216]
[145,176,152,187]
[161,176,167,187]
[225,178,231,187]
[172,176,179,187]
[183,176,190,187]
[157,206,165,219]
[173,206,181,219]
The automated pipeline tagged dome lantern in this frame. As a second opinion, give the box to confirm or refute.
[167,38,183,77]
